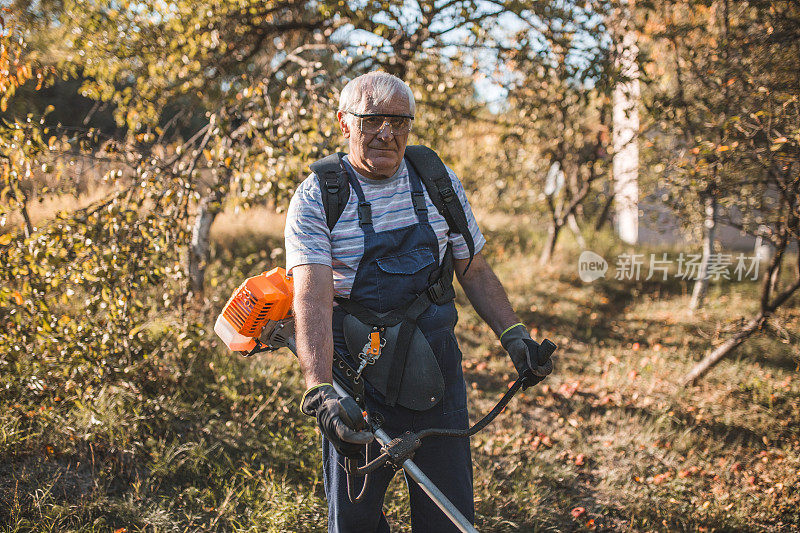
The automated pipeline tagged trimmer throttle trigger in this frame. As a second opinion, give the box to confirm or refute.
[339,396,368,431]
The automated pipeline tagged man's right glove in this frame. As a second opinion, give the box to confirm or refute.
[301,383,373,457]
[500,323,555,389]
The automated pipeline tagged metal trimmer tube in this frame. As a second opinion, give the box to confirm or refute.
[331,381,479,533]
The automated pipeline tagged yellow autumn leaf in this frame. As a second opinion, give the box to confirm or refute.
[0,233,12,245]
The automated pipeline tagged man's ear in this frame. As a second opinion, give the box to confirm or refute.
[336,111,350,139]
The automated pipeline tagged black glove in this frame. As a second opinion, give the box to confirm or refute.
[301,384,373,457]
[500,324,555,389]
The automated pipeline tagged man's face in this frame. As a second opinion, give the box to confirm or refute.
[337,91,412,180]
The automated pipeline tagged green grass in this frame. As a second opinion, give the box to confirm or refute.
[1,209,798,532]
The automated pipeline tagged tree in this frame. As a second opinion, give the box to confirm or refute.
[493,1,615,263]
[610,0,640,245]
[641,0,800,383]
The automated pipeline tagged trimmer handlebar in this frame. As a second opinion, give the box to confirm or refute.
[520,338,558,388]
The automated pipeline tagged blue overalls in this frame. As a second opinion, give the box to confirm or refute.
[325,160,474,532]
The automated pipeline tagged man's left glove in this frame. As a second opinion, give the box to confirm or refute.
[301,384,373,457]
[500,324,555,389]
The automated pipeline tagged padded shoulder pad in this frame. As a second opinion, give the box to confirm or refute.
[310,152,350,231]
[405,145,475,272]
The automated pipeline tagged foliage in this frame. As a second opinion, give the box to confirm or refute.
[639,0,800,380]
[641,0,799,244]
[4,0,799,529]
[2,218,800,530]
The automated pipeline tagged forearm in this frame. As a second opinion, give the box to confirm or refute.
[292,264,334,389]
[456,253,521,338]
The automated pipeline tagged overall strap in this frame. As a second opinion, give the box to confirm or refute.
[310,153,350,232]
[341,159,374,233]
[404,145,475,273]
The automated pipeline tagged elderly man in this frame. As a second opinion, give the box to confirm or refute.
[285,71,552,532]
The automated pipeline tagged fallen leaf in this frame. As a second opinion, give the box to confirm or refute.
[558,381,580,398]
[571,507,586,518]
[652,472,672,485]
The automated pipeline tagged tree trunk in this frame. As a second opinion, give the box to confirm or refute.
[682,237,800,385]
[540,221,562,265]
[612,0,640,245]
[20,202,33,238]
[595,191,615,231]
[567,212,586,249]
[188,195,220,299]
[681,313,767,386]
[690,194,717,310]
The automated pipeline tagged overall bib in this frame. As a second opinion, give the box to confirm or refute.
[324,160,474,532]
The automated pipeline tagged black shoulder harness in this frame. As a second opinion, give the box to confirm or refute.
[309,145,475,272]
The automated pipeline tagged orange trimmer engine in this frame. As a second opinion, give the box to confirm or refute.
[214,267,294,354]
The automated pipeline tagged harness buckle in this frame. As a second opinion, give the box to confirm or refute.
[411,191,427,214]
[358,202,373,226]
[324,175,340,194]
[356,326,385,379]
[426,278,448,302]
[439,185,455,203]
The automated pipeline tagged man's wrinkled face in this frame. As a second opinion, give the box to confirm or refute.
[337,91,412,180]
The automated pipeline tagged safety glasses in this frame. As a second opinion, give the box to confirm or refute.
[347,112,414,135]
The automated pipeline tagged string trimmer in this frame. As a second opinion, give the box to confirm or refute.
[214,267,556,533]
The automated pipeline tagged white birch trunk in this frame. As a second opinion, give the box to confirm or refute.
[690,194,717,311]
[612,1,640,245]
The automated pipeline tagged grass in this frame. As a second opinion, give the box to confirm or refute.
[1,204,799,532]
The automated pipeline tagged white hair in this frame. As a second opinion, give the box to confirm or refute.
[338,71,416,116]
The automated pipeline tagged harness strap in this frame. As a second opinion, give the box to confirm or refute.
[333,245,455,327]
[404,145,475,273]
[310,153,349,232]
[332,351,366,407]
[309,147,475,259]
[335,246,455,407]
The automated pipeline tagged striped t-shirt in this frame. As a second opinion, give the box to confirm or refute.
[285,155,486,297]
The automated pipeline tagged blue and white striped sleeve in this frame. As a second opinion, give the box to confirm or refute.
[445,166,486,259]
[285,174,333,273]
